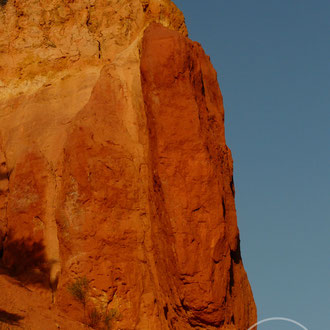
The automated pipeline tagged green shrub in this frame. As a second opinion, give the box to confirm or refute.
[67,276,90,309]
[103,308,119,330]
[67,276,120,329]
[88,307,102,328]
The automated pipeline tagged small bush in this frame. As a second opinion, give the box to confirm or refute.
[88,307,102,328]
[0,0,8,7]
[103,308,119,330]
[67,276,90,308]
[67,276,120,329]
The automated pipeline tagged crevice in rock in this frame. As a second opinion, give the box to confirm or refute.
[0,168,12,183]
[97,40,101,59]
[222,197,226,219]
[86,9,91,27]
[163,304,168,320]
[0,147,10,263]
[200,72,205,96]
[230,176,235,198]
[229,259,234,295]
[142,3,149,12]
[230,237,242,265]
[229,237,242,295]
[0,232,7,259]
[180,298,190,312]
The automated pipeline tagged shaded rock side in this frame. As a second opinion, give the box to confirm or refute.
[0,1,256,329]
[139,23,256,329]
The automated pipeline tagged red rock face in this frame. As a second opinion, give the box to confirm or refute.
[0,2,256,329]
[140,23,256,329]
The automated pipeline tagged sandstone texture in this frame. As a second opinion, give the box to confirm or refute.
[0,0,256,329]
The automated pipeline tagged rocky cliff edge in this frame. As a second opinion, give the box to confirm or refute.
[0,1,256,329]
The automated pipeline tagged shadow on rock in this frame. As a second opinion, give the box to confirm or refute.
[0,230,55,289]
[0,309,24,326]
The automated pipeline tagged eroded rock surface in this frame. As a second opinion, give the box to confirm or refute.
[0,1,256,329]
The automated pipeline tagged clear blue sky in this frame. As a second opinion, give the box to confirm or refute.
[173,1,330,329]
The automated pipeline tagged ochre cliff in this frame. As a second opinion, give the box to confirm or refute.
[0,0,256,329]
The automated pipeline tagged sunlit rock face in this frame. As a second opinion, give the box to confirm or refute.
[0,1,256,329]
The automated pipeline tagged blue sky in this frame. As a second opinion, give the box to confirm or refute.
[173,1,330,329]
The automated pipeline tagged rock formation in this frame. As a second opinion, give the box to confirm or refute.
[0,0,256,329]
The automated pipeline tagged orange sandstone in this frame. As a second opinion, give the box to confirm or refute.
[0,0,256,329]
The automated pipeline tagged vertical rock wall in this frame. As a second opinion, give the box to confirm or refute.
[0,1,256,329]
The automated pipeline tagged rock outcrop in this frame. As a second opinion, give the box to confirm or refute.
[0,0,256,329]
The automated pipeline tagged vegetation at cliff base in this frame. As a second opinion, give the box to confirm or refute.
[103,308,119,330]
[67,276,90,308]
[67,276,119,329]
